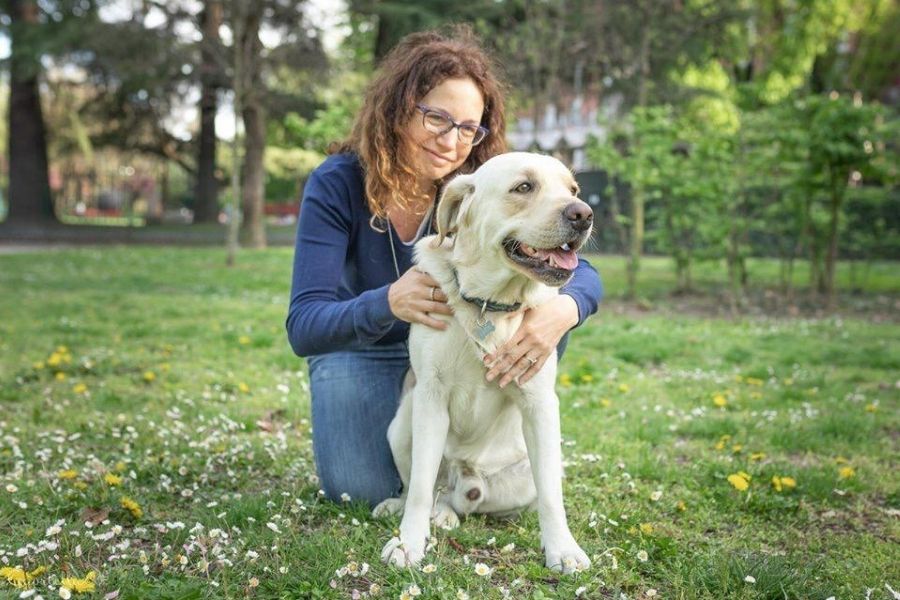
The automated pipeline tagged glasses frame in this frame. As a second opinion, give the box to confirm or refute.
[415,104,489,146]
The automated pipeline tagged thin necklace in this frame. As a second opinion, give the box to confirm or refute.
[385,204,435,281]
[386,217,401,280]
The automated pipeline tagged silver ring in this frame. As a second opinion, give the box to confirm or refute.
[525,356,537,366]
[430,286,437,301]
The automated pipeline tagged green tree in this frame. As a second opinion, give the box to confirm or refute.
[796,94,895,304]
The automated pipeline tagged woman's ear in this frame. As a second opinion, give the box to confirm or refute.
[435,174,474,246]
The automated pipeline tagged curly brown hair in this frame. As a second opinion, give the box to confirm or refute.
[333,25,508,224]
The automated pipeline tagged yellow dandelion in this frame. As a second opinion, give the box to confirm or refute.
[47,353,63,367]
[713,393,727,407]
[737,471,752,481]
[639,523,653,535]
[749,452,766,461]
[1,565,47,589]
[114,461,126,472]
[74,481,88,490]
[33,361,45,370]
[580,374,594,383]
[728,473,750,491]
[143,370,156,382]
[239,335,251,345]
[599,398,611,407]
[838,466,855,479]
[238,382,250,393]
[57,345,69,353]
[1,566,28,589]
[104,473,123,486]
[732,444,743,454]
[745,377,764,386]
[121,496,143,519]
[676,500,687,512]
[771,476,783,492]
[780,476,796,489]
[559,373,572,387]
[72,383,88,394]
[58,469,78,480]
[834,456,850,464]
[715,435,731,451]
[864,403,877,413]
[55,372,66,381]
[618,383,630,393]
[61,570,96,593]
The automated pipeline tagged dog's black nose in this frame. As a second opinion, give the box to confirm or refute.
[564,202,593,232]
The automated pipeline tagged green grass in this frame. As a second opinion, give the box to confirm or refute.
[0,247,897,599]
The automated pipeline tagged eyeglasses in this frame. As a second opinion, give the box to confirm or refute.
[415,104,489,146]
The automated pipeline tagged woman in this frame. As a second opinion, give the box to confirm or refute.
[286,27,603,507]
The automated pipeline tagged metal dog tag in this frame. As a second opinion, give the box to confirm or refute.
[474,318,495,340]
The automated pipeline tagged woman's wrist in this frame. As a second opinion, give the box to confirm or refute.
[556,293,580,330]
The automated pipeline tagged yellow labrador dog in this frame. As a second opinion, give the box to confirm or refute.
[375,152,593,573]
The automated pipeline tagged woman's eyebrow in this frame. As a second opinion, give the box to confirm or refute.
[431,105,481,125]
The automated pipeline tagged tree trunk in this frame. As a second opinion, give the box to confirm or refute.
[626,188,644,299]
[241,102,266,248]
[193,0,223,223]
[238,4,266,248]
[6,0,54,225]
[625,22,651,300]
[823,173,845,308]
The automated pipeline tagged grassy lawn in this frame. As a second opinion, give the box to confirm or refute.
[0,246,897,599]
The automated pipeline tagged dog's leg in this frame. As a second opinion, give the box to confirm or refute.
[381,386,449,567]
[521,392,590,574]
[388,373,415,489]
[373,373,414,519]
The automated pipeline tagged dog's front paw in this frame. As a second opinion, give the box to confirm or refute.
[544,540,590,574]
[372,497,405,519]
[381,536,425,567]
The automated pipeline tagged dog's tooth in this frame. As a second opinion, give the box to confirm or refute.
[560,243,571,252]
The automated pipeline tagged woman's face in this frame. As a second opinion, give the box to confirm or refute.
[405,77,485,184]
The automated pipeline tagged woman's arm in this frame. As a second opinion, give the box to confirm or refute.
[285,167,396,357]
[560,257,604,327]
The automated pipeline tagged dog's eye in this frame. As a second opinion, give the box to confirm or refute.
[570,186,579,196]
[512,182,534,194]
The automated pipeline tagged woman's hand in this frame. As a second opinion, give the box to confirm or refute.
[483,294,579,388]
[388,268,453,330]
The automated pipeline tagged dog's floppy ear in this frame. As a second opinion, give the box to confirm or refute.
[435,174,474,246]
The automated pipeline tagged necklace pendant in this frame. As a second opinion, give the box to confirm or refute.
[474,318,495,340]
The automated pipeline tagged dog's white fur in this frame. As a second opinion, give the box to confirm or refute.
[374,152,592,573]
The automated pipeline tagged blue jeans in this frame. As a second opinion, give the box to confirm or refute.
[307,335,570,508]
[308,342,408,507]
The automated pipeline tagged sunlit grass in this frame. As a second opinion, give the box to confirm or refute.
[0,247,897,599]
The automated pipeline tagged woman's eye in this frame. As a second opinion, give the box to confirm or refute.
[513,182,533,194]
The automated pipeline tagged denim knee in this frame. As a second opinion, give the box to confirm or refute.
[307,344,408,508]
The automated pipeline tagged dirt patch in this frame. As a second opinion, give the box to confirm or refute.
[602,290,900,321]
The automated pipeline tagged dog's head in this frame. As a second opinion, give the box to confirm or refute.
[435,152,593,287]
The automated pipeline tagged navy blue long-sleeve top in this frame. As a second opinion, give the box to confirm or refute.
[286,153,603,357]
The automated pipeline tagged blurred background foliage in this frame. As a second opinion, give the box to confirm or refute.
[0,0,896,303]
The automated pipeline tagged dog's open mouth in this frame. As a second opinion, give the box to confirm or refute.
[503,238,581,284]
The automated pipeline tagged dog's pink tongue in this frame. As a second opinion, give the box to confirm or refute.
[537,247,579,270]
